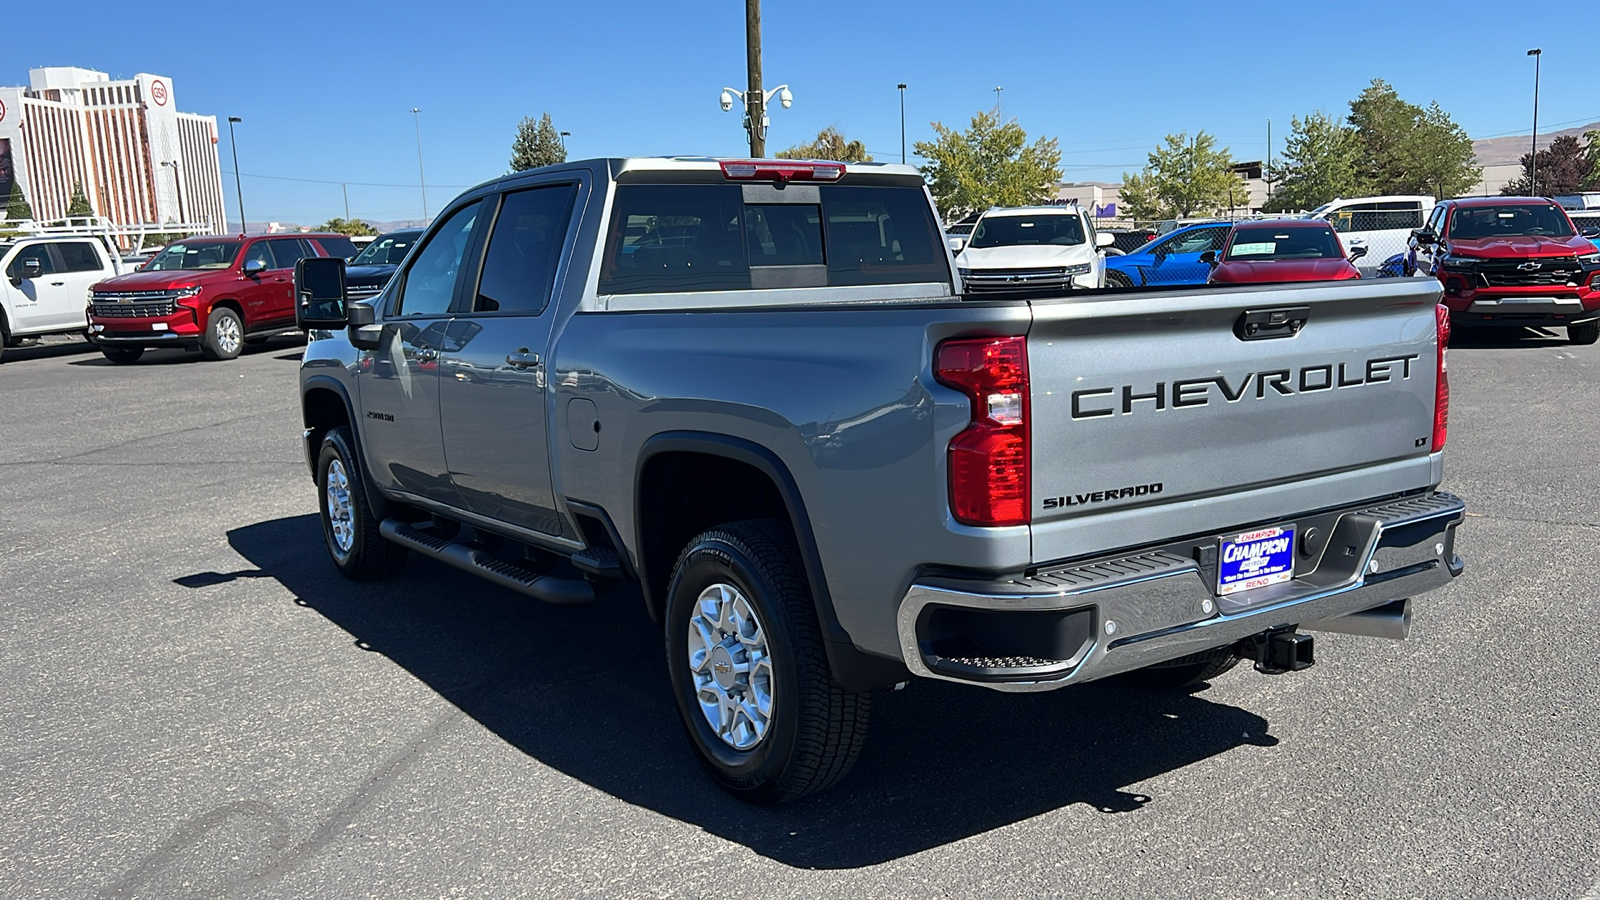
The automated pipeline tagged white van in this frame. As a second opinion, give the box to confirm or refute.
[1301,195,1435,269]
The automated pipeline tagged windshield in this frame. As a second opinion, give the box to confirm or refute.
[969,214,1085,249]
[352,231,422,266]
[1305,202,1336,217]
[0,243,12,259]
[1224,226,1342,261]
[1447,204,1575,240]
[143,242,241,271]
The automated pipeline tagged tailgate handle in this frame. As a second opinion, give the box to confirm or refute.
[1235,306,1309,341]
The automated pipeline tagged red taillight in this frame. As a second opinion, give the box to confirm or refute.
[718,159,845,182]
[935,336,1029,526]
[1433,304,1450,451]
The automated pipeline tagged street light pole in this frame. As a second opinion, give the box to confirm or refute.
[993,86,1003,108]
[897,83,907,164]
[226,117,246,234]
[411,108,428,221]
[160,160,185,223]
[560,131,570,157]
[1527,48,1542,196]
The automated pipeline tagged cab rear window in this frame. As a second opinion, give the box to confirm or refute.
[598,183,946,295]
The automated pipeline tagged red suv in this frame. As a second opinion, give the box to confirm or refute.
[87,233,357,363]
[1410,197,1600,344]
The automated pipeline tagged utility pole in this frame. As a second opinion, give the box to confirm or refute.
[1527,48,1542,196]
[342,183,349,220]
[1266,118,1272,199]
[226,117,246,234]
[745,0,764,157]
[411,108,428,221]
[898,83,907,164]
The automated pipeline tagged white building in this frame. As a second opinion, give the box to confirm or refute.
[0,67,225,233]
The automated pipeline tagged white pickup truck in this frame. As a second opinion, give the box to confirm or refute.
[0,231,126,361]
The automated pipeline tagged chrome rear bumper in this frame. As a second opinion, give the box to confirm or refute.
[897,492,1466,692]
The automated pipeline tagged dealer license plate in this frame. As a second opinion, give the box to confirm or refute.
[1217,525,1296,596]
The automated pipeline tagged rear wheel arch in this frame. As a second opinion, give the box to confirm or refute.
[633,433,908,692]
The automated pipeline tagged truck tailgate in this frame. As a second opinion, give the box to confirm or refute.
[1027,278,1444,564]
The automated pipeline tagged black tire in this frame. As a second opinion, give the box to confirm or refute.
[1106,271,1134,290]
[664,519,871,804]
[101,347,144,365]
[1122,646,1241,689]
[200,307,244,360]
[316,426,407,581]
[1568,320,1599,345]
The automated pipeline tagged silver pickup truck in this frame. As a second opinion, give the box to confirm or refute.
[294,157,1465,803]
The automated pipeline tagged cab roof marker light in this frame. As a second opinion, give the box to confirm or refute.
[718,160,846,182]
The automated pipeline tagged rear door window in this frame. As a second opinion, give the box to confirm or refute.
[598,182,946,295]
[267,238,313,270]
[472,184,578,314]
[55,241,104,272]
[315,235,358,260]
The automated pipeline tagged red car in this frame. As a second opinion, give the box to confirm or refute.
[1203,219,1364,284]
[1409,197,1600,345]
[87,232,357,364]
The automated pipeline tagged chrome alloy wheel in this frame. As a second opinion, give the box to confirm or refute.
[325,458,355,558]
[214,315,241,355]
[687,582,775,751]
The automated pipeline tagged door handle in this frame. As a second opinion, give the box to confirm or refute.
[506,349,542,370]
[50,281,65,286]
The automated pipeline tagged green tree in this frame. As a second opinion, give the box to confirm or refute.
[509,112,566,172]
[776,127,872,163]
[1120,132,1250,220]
[1264,112,1364,212]
[319,217,379,236]
[1500,134,1595,196]
[5,181,33,221]
[1347,80,1478,197]
[914,109,1062,220]
[66,181,94,217]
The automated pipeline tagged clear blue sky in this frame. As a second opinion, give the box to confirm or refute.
[12,0,1595,226]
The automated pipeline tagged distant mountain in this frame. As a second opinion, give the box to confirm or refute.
[1473,121,1600,166]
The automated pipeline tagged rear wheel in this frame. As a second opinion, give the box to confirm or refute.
[317,426,407,580]
[101,347,145,365]
[1568,320,1599,345]
[201,308,243,360]
[664,519,871,804]
[1123,646,1241,689]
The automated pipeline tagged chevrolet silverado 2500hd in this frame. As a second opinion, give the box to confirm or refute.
[295,157,1466,803]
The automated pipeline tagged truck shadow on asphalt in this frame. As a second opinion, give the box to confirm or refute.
[216,514,1279,869]
[1450,326,1581,349]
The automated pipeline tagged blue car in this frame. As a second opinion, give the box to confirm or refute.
[1104,221,1231,288]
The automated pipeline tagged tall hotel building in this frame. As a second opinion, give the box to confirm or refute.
[0,67,226,232]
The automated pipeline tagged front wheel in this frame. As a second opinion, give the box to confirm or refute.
[1568,320,1599,345]
[317,426,407,580]
[1106,271,1134,290]
[101,347,145,365]
[664,520,871,804]
[201,307,243,360]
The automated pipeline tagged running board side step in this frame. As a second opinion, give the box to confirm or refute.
[379,519,594,606]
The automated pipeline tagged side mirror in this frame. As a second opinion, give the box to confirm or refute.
[946,236,967,254]
[1412,228,1438,245]
[1582,226,1600,239]
[243,257,269,277]
[1095,232,1115,248]
[1348,245,1369,262]
[1200,250,1218,266]
[294,256,348,329]
[21,258,42,279]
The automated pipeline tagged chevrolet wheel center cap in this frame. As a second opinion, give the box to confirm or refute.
[710,646,738,689]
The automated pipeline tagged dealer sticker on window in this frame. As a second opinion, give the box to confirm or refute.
[1218,525,1296,596]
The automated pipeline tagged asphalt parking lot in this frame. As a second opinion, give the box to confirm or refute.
[2,328,1598,899]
